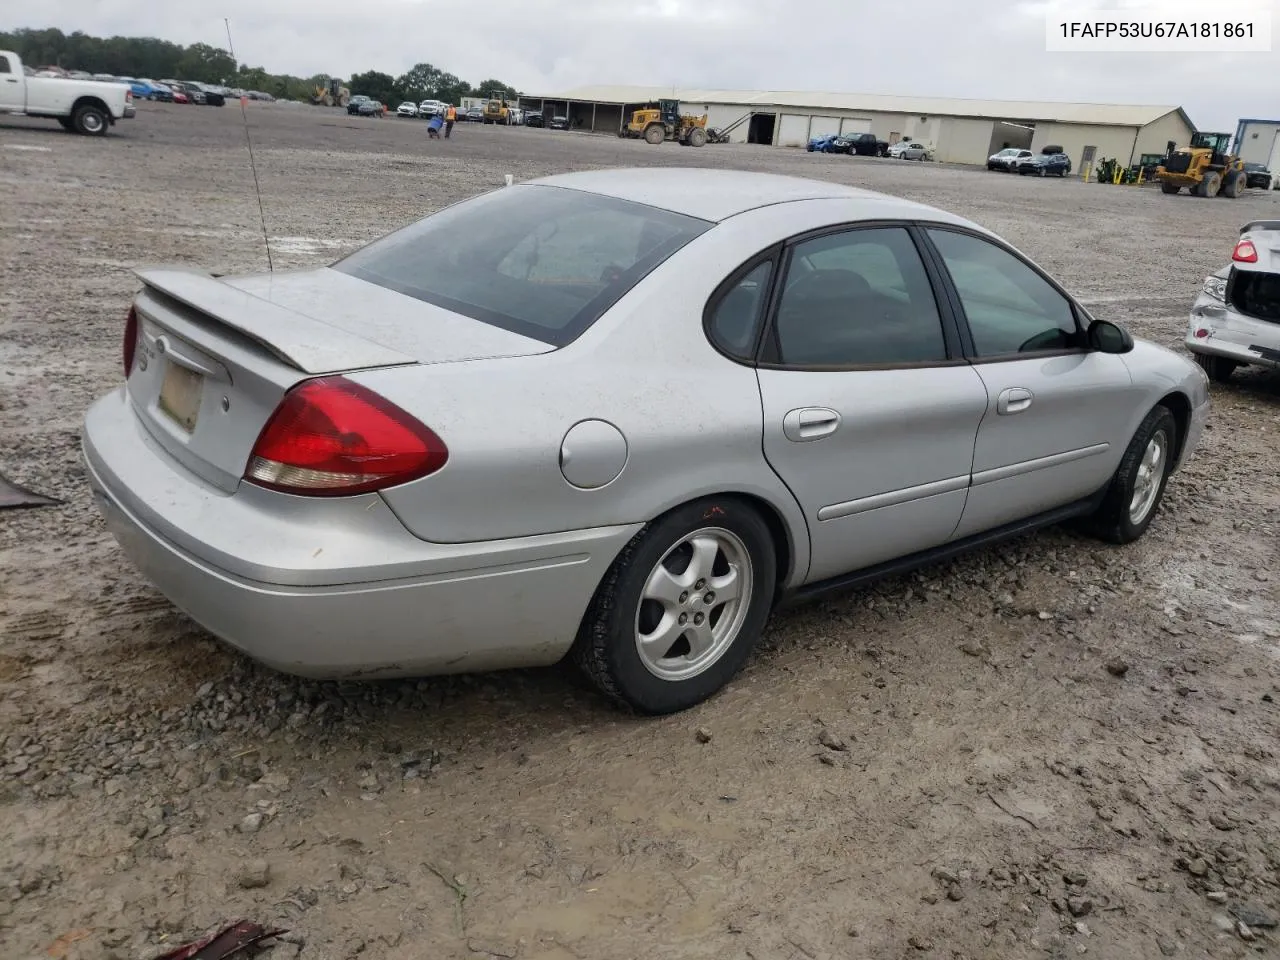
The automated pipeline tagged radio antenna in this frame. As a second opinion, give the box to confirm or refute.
[223,18,273,272]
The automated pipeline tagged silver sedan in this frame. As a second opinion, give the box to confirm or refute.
[82,168,1211,714]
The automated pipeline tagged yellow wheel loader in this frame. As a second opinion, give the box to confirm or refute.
[1155,132,1247,198]
[620,99,709,147]
[310,78,350,108]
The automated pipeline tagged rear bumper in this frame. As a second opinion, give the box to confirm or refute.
[122,104,136,119]
[82,387,641,678]
[1187,296,1280,370]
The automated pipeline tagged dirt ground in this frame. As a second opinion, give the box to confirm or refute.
[2,101,1280,960]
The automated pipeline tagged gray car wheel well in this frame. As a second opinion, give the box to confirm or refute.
[611,493,795,592]
[1156,390,1191,465]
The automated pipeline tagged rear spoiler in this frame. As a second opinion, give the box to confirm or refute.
[133,266,415,374]
[1240,220,1280,235]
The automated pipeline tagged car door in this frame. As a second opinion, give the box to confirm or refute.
[751,224,989,584]
[920,226,1135,540]
[0,53,24,112]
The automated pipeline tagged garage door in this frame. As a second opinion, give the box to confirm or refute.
[840,117,873,136]
[810,115,842,137]
[778,114,811,147]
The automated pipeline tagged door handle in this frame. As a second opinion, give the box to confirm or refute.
[996,387,1033,415]
[783,407,841,441]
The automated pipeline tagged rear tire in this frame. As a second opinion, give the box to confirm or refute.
[571,497,776,715]
[71,104,108,136]
[1161,182,1180,194]
[1195,352,1238,382]
[1078,405,1178,545]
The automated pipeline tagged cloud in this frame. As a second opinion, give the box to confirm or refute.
[3,0,1275,130]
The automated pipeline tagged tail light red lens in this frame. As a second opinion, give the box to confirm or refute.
[245,377,448,496]
[123,306,138,377]
[1233,239,1258,263]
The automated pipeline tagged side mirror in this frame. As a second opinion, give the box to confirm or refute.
[1087,318,1134,354]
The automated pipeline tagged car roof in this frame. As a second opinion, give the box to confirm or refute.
[527,167,962,224]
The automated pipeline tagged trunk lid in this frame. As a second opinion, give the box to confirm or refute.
[125,266,551,493]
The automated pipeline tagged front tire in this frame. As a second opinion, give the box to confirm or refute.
[1080,405,1178,544]
[1195,352,1238,383]
[571,497,776,714]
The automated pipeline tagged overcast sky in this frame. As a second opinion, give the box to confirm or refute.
[4,0,1275,132]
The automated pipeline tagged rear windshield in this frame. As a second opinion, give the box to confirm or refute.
[1229,267,1280,323]
[333,185,711,346]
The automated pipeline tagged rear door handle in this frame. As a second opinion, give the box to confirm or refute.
[997,387,1033,415]
[783,407,841,441]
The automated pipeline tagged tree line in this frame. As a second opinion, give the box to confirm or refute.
[0,27,521,105]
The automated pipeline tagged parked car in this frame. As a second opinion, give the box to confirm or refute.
[989,147,1033,171]
[354,99,384,117]
[396,101,419,118]
[1242,163,1273,190]
[170,88,189,104]
[1017,151,1073,177]
[418,100,446,117]
[525,111,545,128]
[83,167,1210,715]
[467,107,484,122]
[806,133,841,153]
[888,140,929,160]
[174,82,206,105]
[347,95,370,115]
[193,83,225,106]
[0,50,136,134]
[1187,219,1280,382]
[141,79,173,102]
[548,114,569,129]
[836,131,889,156]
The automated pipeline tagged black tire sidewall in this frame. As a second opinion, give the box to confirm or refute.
[73,106,107,135]
[1099,406,1178,542]
[582,498,776,714]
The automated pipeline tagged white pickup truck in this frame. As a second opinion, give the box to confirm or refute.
[0,50,136,135]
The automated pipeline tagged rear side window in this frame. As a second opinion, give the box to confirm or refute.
[1229,267,1280,323]
[334,185,710,346]
[707,259,773,360]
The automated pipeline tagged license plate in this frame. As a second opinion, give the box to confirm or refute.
[158,362,203,433]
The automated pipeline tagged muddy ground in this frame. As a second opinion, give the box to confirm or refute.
[2,101,1280,960]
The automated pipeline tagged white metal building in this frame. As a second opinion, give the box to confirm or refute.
[519,85,1195,170]
[1233,119,1280,169]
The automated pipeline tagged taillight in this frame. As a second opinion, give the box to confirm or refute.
[1233,239,1258,263]
[244,377,448,496]
[123,306,138,377]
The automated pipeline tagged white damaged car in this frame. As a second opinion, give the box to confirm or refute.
[1188,220,1280,381]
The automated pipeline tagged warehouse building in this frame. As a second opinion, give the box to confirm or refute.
[519,85,1194,170]
[1233,119,1280,169]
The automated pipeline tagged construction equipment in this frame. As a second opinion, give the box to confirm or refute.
[706,111,753,144]
[483,94,511,124]
[620,99,709,147]
[311,78,350,108]
[1154,132,1247,197]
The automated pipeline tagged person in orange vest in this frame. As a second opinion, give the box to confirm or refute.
[445,104,456,138]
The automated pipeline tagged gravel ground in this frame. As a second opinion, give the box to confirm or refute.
[2,101,1280,960]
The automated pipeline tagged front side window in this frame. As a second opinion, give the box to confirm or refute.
[334,185,711,346]
[927,228,1080,356]
[769,227,948,366]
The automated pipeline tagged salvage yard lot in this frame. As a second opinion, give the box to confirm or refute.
[2,102,1280,960]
